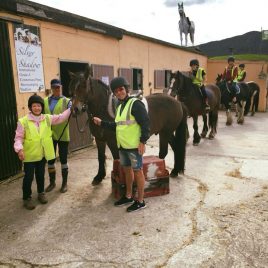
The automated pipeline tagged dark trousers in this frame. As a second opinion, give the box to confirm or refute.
[48,140,69,167]
[23,158,46,200]
[200,85,208,99]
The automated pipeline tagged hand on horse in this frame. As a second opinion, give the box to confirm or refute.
[93,117,102,126]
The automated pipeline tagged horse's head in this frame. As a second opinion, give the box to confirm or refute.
[68,64,93,115]
[178,2,184,15]
[215,73,223,85]
[167,71,184,98]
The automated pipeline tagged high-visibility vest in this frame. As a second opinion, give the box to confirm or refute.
[44,97,70,141]
[115,98,141,149]
[19,115,55,162]
[192,68,205,87]
[237,69,246,81]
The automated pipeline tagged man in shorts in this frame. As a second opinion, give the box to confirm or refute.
[93,77,150,212]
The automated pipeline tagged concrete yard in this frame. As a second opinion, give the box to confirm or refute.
[0,111,267,267]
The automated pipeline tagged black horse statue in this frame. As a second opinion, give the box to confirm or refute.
[215,74,250,125]
[244,81,260,116]
[168,70,221,146]
[69,65,188,185]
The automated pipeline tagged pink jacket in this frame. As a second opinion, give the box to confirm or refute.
[14,109,71,153]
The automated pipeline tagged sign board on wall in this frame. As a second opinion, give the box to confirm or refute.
[13,24,45,93]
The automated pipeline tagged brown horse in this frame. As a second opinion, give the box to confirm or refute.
[168,70,221,145]
[69,65,188,184]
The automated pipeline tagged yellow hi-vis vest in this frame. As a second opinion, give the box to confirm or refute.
[19,115,55,162]
[237,69,246,81]
[115,98,141,149]
[192,68,205,87]
[44,97,70,141]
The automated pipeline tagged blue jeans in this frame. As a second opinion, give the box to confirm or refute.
[119,149,143,170]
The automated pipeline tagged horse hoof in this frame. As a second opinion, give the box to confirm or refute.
[91,178,103,186]
[201,133,207,138]
[193,142,199,146]
[170,172,178,178]
[209,135,214,140]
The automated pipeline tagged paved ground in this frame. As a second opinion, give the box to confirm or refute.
[0,111,268,268]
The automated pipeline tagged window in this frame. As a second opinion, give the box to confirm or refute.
[92,64,114,86]
[119,68,143,93]
[154,70,172,89]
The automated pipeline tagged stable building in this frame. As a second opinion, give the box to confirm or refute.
[0,0,206,180]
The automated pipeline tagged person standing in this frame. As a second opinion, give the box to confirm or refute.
[222,56,239,102]
[93,77,150,212]
[189,59,210,111]
[44,79,71,193]
[237,63,247,82]
[14,94,71,210]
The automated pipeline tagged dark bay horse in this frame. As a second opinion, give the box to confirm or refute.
[69,65,188,184]
[215,74,250,125]
[168,71,221,145]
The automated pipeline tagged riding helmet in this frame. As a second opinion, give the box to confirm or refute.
[110,77,129,92]
[28,94,44,112]
[190,59,199,66]
[239,63,245,68]
[227,56,235,62]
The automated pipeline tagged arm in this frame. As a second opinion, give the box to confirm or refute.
[93,117,116,131]
[14,122,25,160]
[131,100,150,155]
[50,108,71,125]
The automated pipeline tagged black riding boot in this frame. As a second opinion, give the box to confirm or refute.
[60,168,68,193]
[45,169,56,192]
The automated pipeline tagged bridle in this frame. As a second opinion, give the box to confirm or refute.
[70,74,93,133]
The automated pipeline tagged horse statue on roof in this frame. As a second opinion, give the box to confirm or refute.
[178,2,195,46]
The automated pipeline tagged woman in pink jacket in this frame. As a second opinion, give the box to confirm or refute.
[14,94,71,210]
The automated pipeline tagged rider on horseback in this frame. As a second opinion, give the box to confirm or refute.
[189,59,210,111]
[222,56,240,102]
[237,63,247,82]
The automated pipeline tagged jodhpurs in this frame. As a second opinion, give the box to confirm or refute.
[48,140,69,170]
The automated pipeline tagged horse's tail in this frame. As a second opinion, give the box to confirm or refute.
[253,85,260,112]
[174,103,188,174]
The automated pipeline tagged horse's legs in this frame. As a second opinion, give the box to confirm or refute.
[158,132,169,159]
[92,139,107,185]
[201,113,208,138]
[225,102,233,125]
[107,138,120,160]
[185,33,188,46]
[170,115,187,176]
[208,110,218,139]
[192,115,201,145]
[180,31,183,46]
[237,101,246,124]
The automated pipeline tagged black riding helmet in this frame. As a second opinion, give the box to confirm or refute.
[239,63,245,68]
[110,77,129,93]
[227,56,235,63]
[190,59,199,66]
[28,94,44,112]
